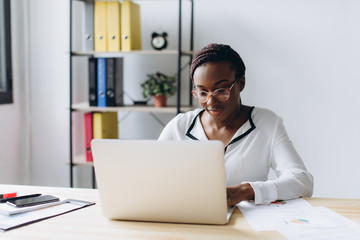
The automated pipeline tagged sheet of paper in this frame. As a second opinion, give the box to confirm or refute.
[227,206,235,222]
[238,198,360,239]
[278,225,360,240]
[237,198,317,231]
[278,207,360,240]
[0,199,94,231]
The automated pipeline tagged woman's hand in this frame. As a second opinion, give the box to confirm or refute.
[226,183,255,207]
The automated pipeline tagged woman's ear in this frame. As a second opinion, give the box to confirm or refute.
[239,76,245,92]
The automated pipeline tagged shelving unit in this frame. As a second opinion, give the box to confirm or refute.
[72,102,194,113]
[69,0,194,187]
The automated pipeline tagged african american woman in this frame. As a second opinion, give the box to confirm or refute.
[158,43,313,206]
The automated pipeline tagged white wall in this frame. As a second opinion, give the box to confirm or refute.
[26,0,70,186]
[194,0,360,198]
[2,0,360,197]
[0,0,70,187]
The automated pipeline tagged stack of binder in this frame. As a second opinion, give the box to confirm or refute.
[84,112,119,162]
[92,0,142,52]
[88,57,124,108]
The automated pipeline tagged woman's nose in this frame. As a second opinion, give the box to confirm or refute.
[206,94,219,105]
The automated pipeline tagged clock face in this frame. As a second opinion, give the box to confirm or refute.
[152,36,166,48]
[151,32,168,50]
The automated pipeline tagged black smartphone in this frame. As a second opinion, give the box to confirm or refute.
[7,195,59,208]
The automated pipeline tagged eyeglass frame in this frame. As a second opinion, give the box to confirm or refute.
[192,78,239,103]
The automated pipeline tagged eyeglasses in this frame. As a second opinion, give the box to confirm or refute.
[192,79,239,103]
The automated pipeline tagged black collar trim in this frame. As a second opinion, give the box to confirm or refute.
[185,109,204,140]
[185,107,256,151]
[224,106,256,152]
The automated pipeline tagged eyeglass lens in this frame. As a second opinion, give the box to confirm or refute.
[194,88,230,103]
[192,78,239,103]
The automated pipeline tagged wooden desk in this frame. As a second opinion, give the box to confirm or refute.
[1,184,359,240]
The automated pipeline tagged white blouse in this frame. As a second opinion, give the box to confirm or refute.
[158,107,313,204]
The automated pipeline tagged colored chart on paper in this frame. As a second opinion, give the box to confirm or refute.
[238,198,315,231]
[291,218,309,224]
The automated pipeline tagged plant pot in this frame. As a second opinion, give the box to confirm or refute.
[153,95,167,107]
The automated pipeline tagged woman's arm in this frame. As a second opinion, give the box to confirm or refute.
[251,118,313,204]
[268,118,313,201]
[226,117,313,205]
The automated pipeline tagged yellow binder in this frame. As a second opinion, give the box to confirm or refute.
[107,1,121,52]
[94,1,107,52]
[121,0,142,51]
[93,112,119,139]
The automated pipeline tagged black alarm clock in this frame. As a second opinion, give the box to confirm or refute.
[151,32,168,50]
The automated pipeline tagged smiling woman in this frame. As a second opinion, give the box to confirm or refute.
[158,43,313,206]
[0,0,12,104]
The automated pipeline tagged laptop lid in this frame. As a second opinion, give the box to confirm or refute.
[91,139,230,224]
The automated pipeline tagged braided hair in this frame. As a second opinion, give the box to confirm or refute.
[190,43,246,81]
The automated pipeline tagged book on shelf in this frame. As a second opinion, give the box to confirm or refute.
[82,0,94,51]
[88,57,97,106]
[84,113,93,162]
[114,57,124,106]
[121,0,142,51]
[106,57,124,106]
[93,112,119,139]
[106,58,116,106]
[97,57,107,107]
[94,1,107,51]
[107,1,121,51]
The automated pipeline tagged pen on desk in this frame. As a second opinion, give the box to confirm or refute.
[0,192,17,199]
[0,193,42,203]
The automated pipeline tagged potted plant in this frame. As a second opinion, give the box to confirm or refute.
[141,72,176,107]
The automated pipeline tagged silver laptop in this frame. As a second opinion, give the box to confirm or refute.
[91,139,235,225]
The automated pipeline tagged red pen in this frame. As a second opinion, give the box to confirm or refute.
[0,192,17,199]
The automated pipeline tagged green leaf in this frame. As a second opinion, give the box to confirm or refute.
[140,72,177,98]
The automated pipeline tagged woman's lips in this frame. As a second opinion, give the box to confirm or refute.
[207,107,223,116]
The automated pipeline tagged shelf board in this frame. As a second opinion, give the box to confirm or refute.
[71,102,195,113]
[71,50,193,57]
